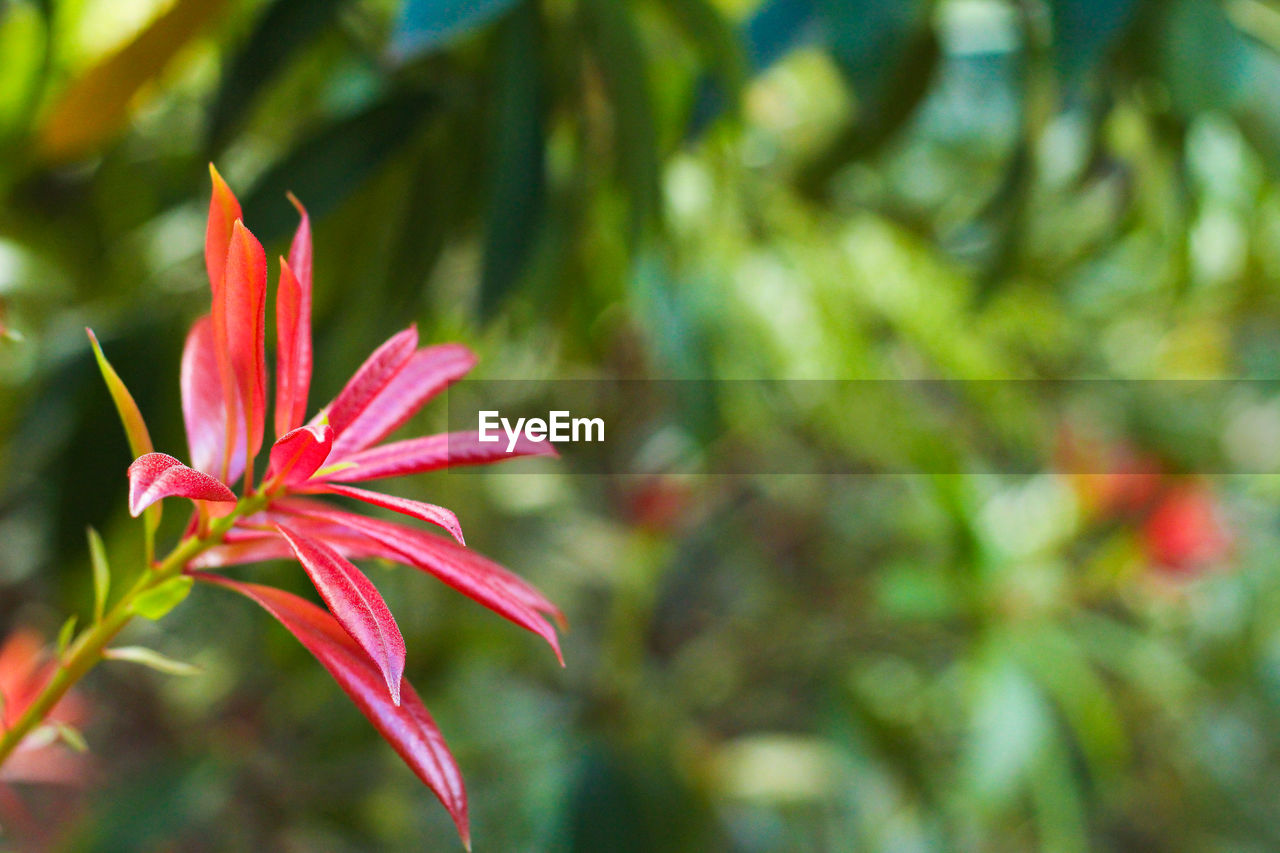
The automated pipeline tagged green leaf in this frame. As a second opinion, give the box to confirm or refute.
[85,328,162,539]
[391,0,519,62]
[87,526,110,623]
[206,0,347,151]
[479,2,546,318]
[103,645,202,677]
[241,90,438,243]
[579,0,662,239]
[55,722,88,753]
[130,576,194,621]
[56,614,77,658]
[85,328,153,460]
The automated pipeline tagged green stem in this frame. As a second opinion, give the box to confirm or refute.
[0,494,268,768]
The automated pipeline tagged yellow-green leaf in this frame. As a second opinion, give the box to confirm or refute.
[38,0,229,162]
[87,527,110,623]
[55,722,88,753]
[130,576,193,620]
[56,614,77,658]
[103,645,202,677]
[85,328,154,459]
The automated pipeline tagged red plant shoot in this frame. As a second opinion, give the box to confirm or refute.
[0,166,563,848]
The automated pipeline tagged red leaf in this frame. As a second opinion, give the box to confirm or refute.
[266,423,333,487]
[196,574,468,845]
[323,431,556,483]
[278,503,564,663]
[329,345,477,458]
[127,452,236,517]
[275,525,406,705]
[274,195,313,439]
[205,164,242,298]
[325,327,418,436]
[222,221,268,470]
[181,316,246,483]
[321,483,465,544]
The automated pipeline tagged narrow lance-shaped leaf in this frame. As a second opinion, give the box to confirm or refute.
[325,326,418,436]
[130,576,194,620]
[181,316,247,483]
[196,574,470,845]
[206,164,243,297]
[320,483,466,544]
[103,646,202,676]
[86,327,163,538]
[280,504,565,662]
[87,527,110,623]
[222,221,268,473]
[323,431,556,483]
[275,194,313,437]
[276,525,406,705]
[85,329,153,459]
[127,453,236,517]
[56,615,77,658]
[330,344,477,458]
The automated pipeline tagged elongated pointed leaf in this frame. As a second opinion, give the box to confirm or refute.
[191,530,383,569]
[267,423,333,487]
[130,576,194,620]
[206,164,243,297]
[197,574,468,844]
[324,431,556,483]
[87,527,110,623]
[321,483,465,544]
[103,646,201,676]
[330,344,476,457]
[127,453,236,517]
[278,503,563,662]
[56,615,77,658]
[181,315,247,483]
[326,326,418,436]
[276,525,406,704]
[85,329,153,459]
[275,196,313,437]
[222,221,268,468]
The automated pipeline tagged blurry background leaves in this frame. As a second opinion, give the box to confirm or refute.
[3,0,1280,850]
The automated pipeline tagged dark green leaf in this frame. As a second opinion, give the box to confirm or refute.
[479,1,545,318]
[206,0,347,151]
[241,90,437,243]
[579,0,661,238]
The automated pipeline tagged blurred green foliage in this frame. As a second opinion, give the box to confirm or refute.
[3,0,1280,849]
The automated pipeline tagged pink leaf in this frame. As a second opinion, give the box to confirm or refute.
[181,316,246,483]
[320,483,465,544]
[322,431,556,483]
[274,259,311,438]
[266,423,333,487]
[275,194,312,439]
[275,524,406,705]
[325,327,418,436]
[330,345,476,457]
[196,574,468,845]
[221,221,268,470]
[277,503,564,663]
[127,452,236,517]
